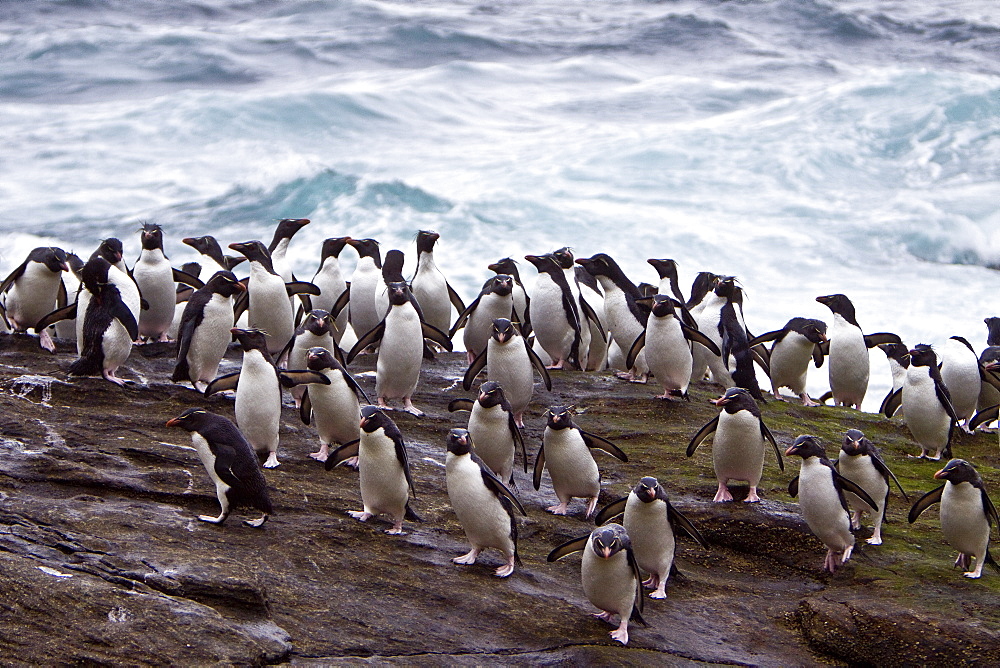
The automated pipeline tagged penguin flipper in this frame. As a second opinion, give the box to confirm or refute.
[233,289,249,323]
[205,372,240,396]
[625,331,646,372]
[546,534,589,562]
[982,488,1000,527]
[34,302,78,332]
[404,503,421,522]
[395,437,417,499]
[908,485,945,523]
[330,287,351,319]
[448,296,479,338]
[864,332,903,348]
[509,414,527,474]
[817,339,830,356]
[869,451,909,501]
[474,455,526,516]
[750,345,771,376]
[594,496,627,526]
[748,329,782,347]
[760,422,784,472]
[625,545,645,619]
[275,334,297,368]
[668,504,709,549]
[211,443,244,490]
[682,324,722,356]
[532,443,545,491]
[346,321,385,364]
[970,405,1000,431]
[526,343,553,390]
[981,366,1000,391]
[110,299,140,341]
[342,369,371,404]
[446,282,466,314]
[787,475,799,497]
[420,321,453,351]
[579,297,606,340]
[172,267,205,290]
[687,416,719,457]
[326,439,360,471]
[934,380,961,423]
[812,343,825,368]
[881,388,903,418]
[285,280,321,297]
[580,431,628,462]
[0,261,28,298]
[279,370,331,389]
[447,398,475,412]
[300,389,312,425]
[462,349,488,392]
[836,473,879,512]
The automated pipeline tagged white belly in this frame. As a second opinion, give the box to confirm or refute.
[902,370,951,449]
[247,265,294,355]
[544,428,599,501]
[582,547,636,617]
[486,338,534,416]
[645,315,692,394]
[101,319,134,372]
[828,317,869,406]
[133,250,176,338]
[624,495,675,579]
[310,372,362,446]
[941,482,991,558]
[712,410,765,485]
[312,261,349,344]
[769,332,815,394]
[235,352,280,453]
[358,433,410,520]
[798,460,853,552]
[837,454,887,516]
[446,453,514,555]
[186,294,234,384]
[464,293,513,358]
[940,343,982,422]
[468,403,515,482]
[411,259,452,334]
[376,305,423,400]
[349,262,381,339]
[530,277,574,362]
[5,263,62,331]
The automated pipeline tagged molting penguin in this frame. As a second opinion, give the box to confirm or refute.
[299,346,369,463]
[171,270,244,392]
[410,230,466,336]
[68,256,139,385]
[595,476,709,599]
[451,274,516,364]
[533,406,628,518]
[73,238,141,353]
[445,428,526,577]
[939,336,982,431]
[488,257,530,334]
[785,435,879,573]
[267,218,310,284]
[883,344,960,460]
[309,237,352,344]
[166,408,273,527]
[836,429,908,546]
[448,380,526,486]
[909,458,1000,579]
[0,246,69,352]
[687,387,783,503]
[547,523,647,645]
[346,238,383,346]
[525,252,583,370]
[132,222,178,342]
[750,317,827,406]
[327,405,420,535]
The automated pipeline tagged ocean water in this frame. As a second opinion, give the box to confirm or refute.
[2,0,998,410]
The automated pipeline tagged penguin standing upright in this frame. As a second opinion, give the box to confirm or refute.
[878,342,910,416]
[279,309,337,406]
[646,259,686,303]
[693,277,763,400]
[463,318,551,428]
[309,237,352,344]
[533,406,628,517]
[836,429,908,546]
[525,252,583,370]
[488,257,530,333]
[451,274,516,363]
[346,238,382,344]
[551,247,606,372]
[68,256,138,385]
[267,218,310,284]
[448,380,526,486]
[977,317,1000,415]
[939,336,982,431]
[547,524,646,645]
[410,230,465,336]
[687,387,783,503]
[132,223,177,342]
[183,235,242,274]
[167,261,202,341]
[785,435,878,573]
[172,270,244,391]
[883,344,960,460]
[750,317,827,406]
[575,265,608,371]
[299,347,369,463]
[0,246,69,352]
[166,408,273,527]
[376,249,408,320]
[52,252,85,343]
[909,458,1000,579]
[73,239,141,352]
[445,428,526,577]
[595,476,708,599]
[327,405,420,535]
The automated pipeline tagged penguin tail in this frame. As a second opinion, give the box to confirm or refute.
[985,550,1000,574]
[630,607,649,627]
[170,359,190,384]
[669,563,684,581]
[404,503,422,522]
[68,356,101,377]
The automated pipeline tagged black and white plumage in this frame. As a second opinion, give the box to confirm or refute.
[376,249,408,320]
[533,406,628,518]
[463,318,551,428]
[488,257,530,333]
[410,230,465,336]
[785,435,879,573]
[749,317,827,406]
[73,238,141,353]
[132,222,178,342]
[550,247,606,372]
[445,428,526,578]
[327,405,420,535]
[451,274,517,364]
[166,408,273,527]
[68,256,138,385]
[448,381,526,486]
[547,523,647,645]
[346,238,383,347]
[836,429,908,546]
[595,476,708,599]
[646,258,685,304]
[183,235,244,274]
[171,270,244,392]
[300,346,368,464]
[309,236,352,345]
[525,252,583,371]
[977,317,1000,416]
[267,218,310,284]
[0,246,69,352]
[279,309,339,407]
[878,342,910,416]
[909,459,1000,579]
[693,277,764,400]
[687,387,783,503]
[939,336,982,431]
[883,344,960,460]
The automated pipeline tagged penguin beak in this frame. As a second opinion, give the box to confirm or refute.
[234,281,247,292]
[784,445,798,456]
[933,468,947,480]
[817,332,828,343]
[710,395,729,406]
[599,546,613,559]
[165,417,180,427]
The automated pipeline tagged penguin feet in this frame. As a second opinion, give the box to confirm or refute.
[713,483,734,503]
[341,456,360,470]
[385,521,406,535]
[38,329,56,353]
[545,360,566,370]
[103,371,127,386]
[592,611,614,622]
[584,497,599,518]
[798,393,820,407]
[198,513,228,525]
[609,620,630,645]
[650,586,667,599]
[744,487,761,503]
[243,515,268,528]
[955,553,972,571]
[494,562,515,578]
[348,510,373,522]
[402,399,424,416]
[262,452,280,468]
[546,503,569,515]
[850,511,863,530]
[309,446,330,462]
[822,550,841,573]
[866,535,882,546]
[453,549,480,566]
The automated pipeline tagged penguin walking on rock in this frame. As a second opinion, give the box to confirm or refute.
[488,257,530,333]
[346,238,383,347]
[65,238,141,353]
[0,246,69,352]
[687,387,783,503]
[595,476,709,599]
[451,274,517,363]
[749,317,827,406]
[533,406,628,518]
[171,271,245,392]
[547,523,647,645]
[939,336,982,432]
[445,428,526,577]
[410,230,466,336]
[525,252,582,370]
[166,408,273,527]
[309,237,352,345]
[68,256,139,385]
[785,435,879,573]
[883,344,960,460]
[326,405,420,535]
[909,459,1000,579]
[448,381,526,486]
[278,309,339,407]
[878,342,910,416]
[836,429,908,546]
[299,346,369,464]
[132,222,179,342]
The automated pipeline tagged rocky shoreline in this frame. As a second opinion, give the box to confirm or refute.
[1,334,999,665]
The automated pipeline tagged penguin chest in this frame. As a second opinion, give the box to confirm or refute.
[358,434,409,516]
[940,345,982,420]
[828,318,869,403]
[235,352,280,450]
[289,331,333,372]
[624,496,675,577]
[544,428,599,498]
[187,295,234,381]
[376,305,423,398]
[349,262,380,337]
[446,455,513,551]
[902,370,951,447]
[940,482,991,557]
[313,261,346,312]
[602,286,642,349]
[100,319,134,370]
[191,433,231,497]
[133,250,176,336]
[769,332,815,393]
[486,339,533,413]
[837,455,887,515]
[5,262,62,330]
[712,411,765,484]
[581,549,636,617]
[798,461,852,551]
[411,259,451,333]
[464,293,513,356]
[529,277,574,356]
[310,374,362,445]
[468,404,515,481]
[247,265,293,353]
[645,316,692,391]
[110,265,141,322]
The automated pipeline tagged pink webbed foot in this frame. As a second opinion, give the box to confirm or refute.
[546,502,569,515]
[453,549,480,566]
[262,452,280,468]
[592,611,614,622]
[744,487,761,503]
[799,393,820,407]
[402,398,424,416]
[385,519,406,535]
[309,444,330,462]
[610,620,630,645]
[584,497,599,518]
[495,556,516,578]
[103,370,127,386]
[713,481,733,503]
[348,510,373,522]
[38,329,56,353]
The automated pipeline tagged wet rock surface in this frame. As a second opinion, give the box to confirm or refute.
[1,333,999,665]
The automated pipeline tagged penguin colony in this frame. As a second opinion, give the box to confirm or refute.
[3,220,1000,647]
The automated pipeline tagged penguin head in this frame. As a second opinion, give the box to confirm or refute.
[908,344,937,368]
[228,240,274,271]
[787,317,827,344]
[784,435,825,459]
[524,253,556,274]
[269,218,310,250]
[416,230,440,254]
[205,271,244,297]
[713,276,742,303]
[710,387,755,414]
[180,261,202,279]
[981,347,1000,371]
[477,380,507,408]
[590,524,630,559]
[166,407,215,431]
[80,257,113,293]
[545,406,576,430]
[347,238,381,265]
[27,247,70,274]
[306,346,338,371]
[303,309,335,336]
[650,295,678,318]
[986,317,1000,346]
[647,258,679,281]
[386,281,411,306]
[488,257,520,281]
[184,235,223,258]
[359,405,392,433]
[491,318,517,344]
[93,238,124,265]
[687,271,721,307]
[66,252,85,278]
[551,247,574,270]
[574,253,616,278]
[139,222,164,251]
[230,328,269,353]
[446,428,472,456]
[816,294,858,325]
[321,237,351,261]
[934,459,982,486]
[633,476,664,504]
[638,282,657,297]
[841,429,872,457]
[879,342,910,367]
[382,250,406,282]
[486,274,513,297]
